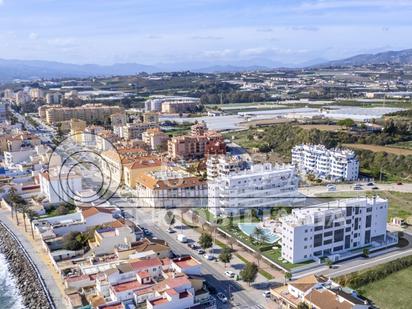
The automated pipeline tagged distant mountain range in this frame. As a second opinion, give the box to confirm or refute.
[316,49,412,67]
[1,49,412,82]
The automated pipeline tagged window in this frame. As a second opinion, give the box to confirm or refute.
[324,231,333,237]
[344,235,351,249]
[314,225,323,231]
[365,230,371,243]
[324,239,332,245]
[346,207,352,217]
[333,246,343,252]
[366,215,372,228]
[314,234,323,247]
[334,229,344,242]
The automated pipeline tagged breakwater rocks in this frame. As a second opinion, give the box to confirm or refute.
[0,223,53,309]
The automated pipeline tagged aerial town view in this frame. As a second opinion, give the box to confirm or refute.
[1,1,412,309]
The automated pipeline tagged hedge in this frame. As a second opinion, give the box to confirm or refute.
[335,255,412,289]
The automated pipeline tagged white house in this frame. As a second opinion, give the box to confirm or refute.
[291,144,359,181]
[208,163,299,216]
[39,170,82,204]
[280,197,390,263]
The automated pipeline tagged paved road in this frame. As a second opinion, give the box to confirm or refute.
[300,182,412,197]
[128,206,266,308]
[0,210,67,308]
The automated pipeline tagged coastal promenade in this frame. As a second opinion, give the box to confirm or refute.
[0,208,66,308]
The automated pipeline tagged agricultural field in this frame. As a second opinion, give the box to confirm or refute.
[344,143,412,156]
[389,141,412,150]
[358,266,412,309]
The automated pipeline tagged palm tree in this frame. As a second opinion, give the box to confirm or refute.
[227,237,236,250]
[252,227,264,244]
[25,209,36,239]
[363,248,370,258]
[284,272,292,285]
[254,250,262,267]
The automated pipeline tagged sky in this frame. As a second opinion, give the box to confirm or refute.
[0,0,412,66]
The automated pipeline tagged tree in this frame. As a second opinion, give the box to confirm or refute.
[219,247,233,267]
[227,237,236,250]
[284,272,292,284]
[240,262,258,286]
[297,302,310,309]
[337,118,355,128]
[5,188,27,226]
[55,204,69,216]
[25,209,37,239]
[199,232,213,250]
[254,250,262,267]
[325,258,333,269]
[164,210,175,227]
[63,232,87,251]
[363,248,370,258]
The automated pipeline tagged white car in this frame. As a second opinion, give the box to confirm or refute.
[224,271,236,278]
[216,292,228,303]
[204,254,215,260]
[262,290,271,298]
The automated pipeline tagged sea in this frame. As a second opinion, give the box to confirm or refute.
[0,253,24,309]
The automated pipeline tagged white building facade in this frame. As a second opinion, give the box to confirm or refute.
[291,144,359,181]
[280,197,389,263]
[208,163,299,216]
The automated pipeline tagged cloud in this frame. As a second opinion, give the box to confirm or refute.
[290,26,319,32]
[47,37,77,48]
[29,32,39,40]
[190,35,223,40]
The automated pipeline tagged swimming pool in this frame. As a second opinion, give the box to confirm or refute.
[238,223,281,244]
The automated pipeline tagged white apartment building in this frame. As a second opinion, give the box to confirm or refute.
[208,163,299,216]
[206,155,250,180]
[292,144,359,181]
[39,170,82,204]
[280,197,389,264]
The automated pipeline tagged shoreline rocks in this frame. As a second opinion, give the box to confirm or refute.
[0,223,53,309]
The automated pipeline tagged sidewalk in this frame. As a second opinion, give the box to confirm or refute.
[0,208,67,308]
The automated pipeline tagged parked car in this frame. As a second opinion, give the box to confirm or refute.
[177,234,188,243]
[353,185,362,191]
[216,292,228,303]
[197,249,205,255]
[167,227,175,233]
[397,182,403,185]
[367,182,374,186]
[224,271,236,278]
[204,254,215,260]
[372,186,379,190]
[262,291,271,298]
[326,184,336,192]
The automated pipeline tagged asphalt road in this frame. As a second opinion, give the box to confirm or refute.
[130,207,263,308]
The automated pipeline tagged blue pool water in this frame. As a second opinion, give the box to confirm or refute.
[238,223,280,244]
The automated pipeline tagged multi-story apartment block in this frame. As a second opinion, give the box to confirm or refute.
[168,122,226,160]
[144,96,201,114]
[292,144,359,181]
[206,155,249,180]
[45,92,63,104]
[42,103,123,124]
[142,128,169,151]
[121,122,159,140]
[280,197,389,263]
[135,168,207,208]
[208,163,299,216]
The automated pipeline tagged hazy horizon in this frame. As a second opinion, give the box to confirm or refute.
[1,0,412,66]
